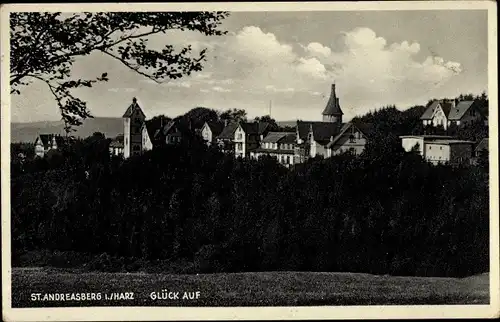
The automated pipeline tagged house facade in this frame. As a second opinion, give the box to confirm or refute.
[109,135,124,157]
[421,99,486,130]
[201,121,225,146]
[424,140,475,166]
[122,97,152,158]
[233,122,270,158]
[400,135,475,165]
[249,132,296,167]
[34,134,66,158]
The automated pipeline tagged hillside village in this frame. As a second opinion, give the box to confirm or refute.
[34,83,489,167]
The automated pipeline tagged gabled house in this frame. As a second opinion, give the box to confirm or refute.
[421,99,486,130]
[216,121,240,153]
[447,100,487,127]
[249,132,296,167]
[326,122,374,157]
[201,121,225,146]
[162,120,183,145]
[233,121,270,158]
[34,134,67,158]
[295,121,344,160]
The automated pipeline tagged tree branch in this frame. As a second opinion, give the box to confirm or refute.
[99,49,164,84]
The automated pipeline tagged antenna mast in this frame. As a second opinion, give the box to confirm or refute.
[269,100,272,117]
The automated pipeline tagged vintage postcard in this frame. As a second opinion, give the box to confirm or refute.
[1,1,499,321]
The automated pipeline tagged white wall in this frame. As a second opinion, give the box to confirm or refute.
[201,124,212,144]
[425,143,450,164]
[401,137,425,155]
[123,118,131,159]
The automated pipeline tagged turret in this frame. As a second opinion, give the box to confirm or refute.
[322,83,344,123]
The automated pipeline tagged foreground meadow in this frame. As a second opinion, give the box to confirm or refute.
[11,267,489,307]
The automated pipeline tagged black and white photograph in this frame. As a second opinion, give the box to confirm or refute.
[1,1,499,321]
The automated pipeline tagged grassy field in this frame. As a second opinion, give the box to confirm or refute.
[11,267,489,307]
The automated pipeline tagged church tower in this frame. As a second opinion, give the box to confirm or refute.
[322,83,344,123]
[123,97,146,158]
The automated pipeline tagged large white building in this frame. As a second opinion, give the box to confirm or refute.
[400,135,475,165]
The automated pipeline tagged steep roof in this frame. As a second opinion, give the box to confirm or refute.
[448,101,476,120]
[322,84,344,116]
[262,132,295,143]
[123,97,146,119]
[475,138,489,152]
[297,121,345,144]
[143,122,157,140]
[162,120,179,136]
[258,122,270,135]
[217,122,239,140]
[420,100,440,120]
[206,121,225,137]
[439,101,453,117]
[37,134,67,148]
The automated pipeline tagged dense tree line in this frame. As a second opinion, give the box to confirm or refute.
[11,133,489,278]
[10,95,490,277]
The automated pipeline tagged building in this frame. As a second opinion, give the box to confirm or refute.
[400,135,475,165]
[326,122,374,157]
[122,97,153,158]
[109,135,124,157]
[400,135,455,156]
[233,122,270,158]
[34,134,67,158]
[201,121,225,146]
[322,83,344,123]
[424,140,475,166]
[293,83,372,162]
[420,99,486,130]
[216,121,239,153]
[249,132,296,167]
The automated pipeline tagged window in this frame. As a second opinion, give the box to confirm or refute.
[440,146,442,150]
[472,109,476,116]
[133,145,140,151]
[349,135,355,143]
[237,143,243,151]
[237,133,243,140]
[429,146,432,150]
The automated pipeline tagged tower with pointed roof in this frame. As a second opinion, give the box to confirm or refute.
[322,83,344,123]
[123,97,146,158]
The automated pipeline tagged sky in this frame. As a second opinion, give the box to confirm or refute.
[11,10,489,123]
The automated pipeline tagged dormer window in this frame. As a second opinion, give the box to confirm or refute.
[349,134,355,143]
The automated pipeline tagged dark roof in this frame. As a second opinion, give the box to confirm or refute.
[448,101,475,120]
[352,122,375,138]
[440,101,453,117]
[262,132,290,143]
[143,122,157,140]
[217,122,239,140]
[123,97,146,119]
[322,84,344,116]
[420,100,440,120]
[281,133,297,144]
[297,121,344,144]
[206,121,225,137]
[258,122,270,135]
[162,120,179,136]
[251,148,295,155]
[475,138,488,152]
[110,135,124,148]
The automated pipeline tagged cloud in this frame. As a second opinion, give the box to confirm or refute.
[212,86,232,93]
[108,87,137,93]
[130,25,464,120]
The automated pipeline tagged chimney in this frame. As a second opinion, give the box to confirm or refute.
[224,119,228,126]
[450,99,456,109]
